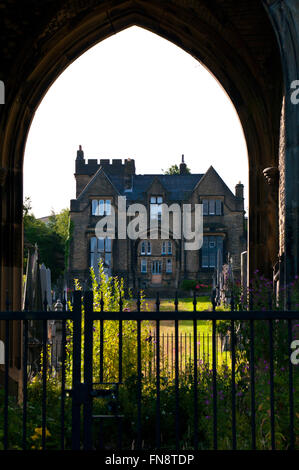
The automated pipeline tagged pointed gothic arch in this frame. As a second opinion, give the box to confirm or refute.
[1,0,299,315]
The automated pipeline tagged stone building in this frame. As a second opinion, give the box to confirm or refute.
[68,147,246,295]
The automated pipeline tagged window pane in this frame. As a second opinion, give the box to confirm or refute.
[157,196,163,204]
[168,241,172,254]
[202,255,209,268]
[150,196,156,203]
[90,237,97,252]
[141,259,147,273]
[152,261,159,274]
[217,237,223,250]
[105,200,111,215]
[162,242,166,254]
[209,200,215,215]
[150,204,158,219]
[91,252,101,270]
[147,242,151,254]
[105,237,111,252]
[90,253,95,268]
[209,254,216,267]
[92,200,98,216]
[98,237,105,252]
[141,241,146,254]
[202,237,209,268]
[202,199,209,216]
[105,253,111,266]
[215,199,222,215]
[99,200,105,216]
[203,236,209,248]
[152,261,162,274]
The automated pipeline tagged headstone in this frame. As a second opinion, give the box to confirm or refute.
[40,263,52,308]
[241,251,247,294]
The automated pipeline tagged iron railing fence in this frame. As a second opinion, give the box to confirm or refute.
[0,291,298,451]
[47,331,232,379]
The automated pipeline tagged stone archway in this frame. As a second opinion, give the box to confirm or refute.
[1,0,298,314]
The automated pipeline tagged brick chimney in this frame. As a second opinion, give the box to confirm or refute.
[124,158,135,190]
[180,154,188,175]
[76,144,84,160]
[235,181,244,199]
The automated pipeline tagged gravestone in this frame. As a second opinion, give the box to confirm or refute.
[241,251,247,295]
[40,263,52,308]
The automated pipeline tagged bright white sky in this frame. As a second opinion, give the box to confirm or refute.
[24,26,248,218]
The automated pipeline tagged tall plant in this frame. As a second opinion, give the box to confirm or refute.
[65,260,151,385]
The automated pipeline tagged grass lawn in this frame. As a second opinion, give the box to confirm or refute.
[129,296,230,369]
[130,296,224,335]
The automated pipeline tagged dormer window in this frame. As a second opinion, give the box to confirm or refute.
[202,199,223,216]
[150,196,163,220]
[91,199,111,216]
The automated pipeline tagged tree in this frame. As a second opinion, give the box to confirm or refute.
[163,164,190,175]
[47,208,73,269]
[23,199,68,284]
[48,208,70,242]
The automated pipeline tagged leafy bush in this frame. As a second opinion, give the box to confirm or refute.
[180,280,208,292]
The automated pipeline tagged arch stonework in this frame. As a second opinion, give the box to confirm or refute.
[0,0,298,317]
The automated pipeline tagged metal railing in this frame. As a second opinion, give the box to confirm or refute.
[0,291,298,450]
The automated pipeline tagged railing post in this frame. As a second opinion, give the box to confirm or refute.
[71,291,82,450]
[83,291,93,450]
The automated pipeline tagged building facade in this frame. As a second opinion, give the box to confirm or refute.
[68,147,246,295]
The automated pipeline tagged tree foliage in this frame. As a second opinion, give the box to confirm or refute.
[23,198,70,284]
[48,208,70,242]
[163,164,191,175]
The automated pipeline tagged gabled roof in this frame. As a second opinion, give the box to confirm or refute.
[193,165,236,199]
[77,166,120,200]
